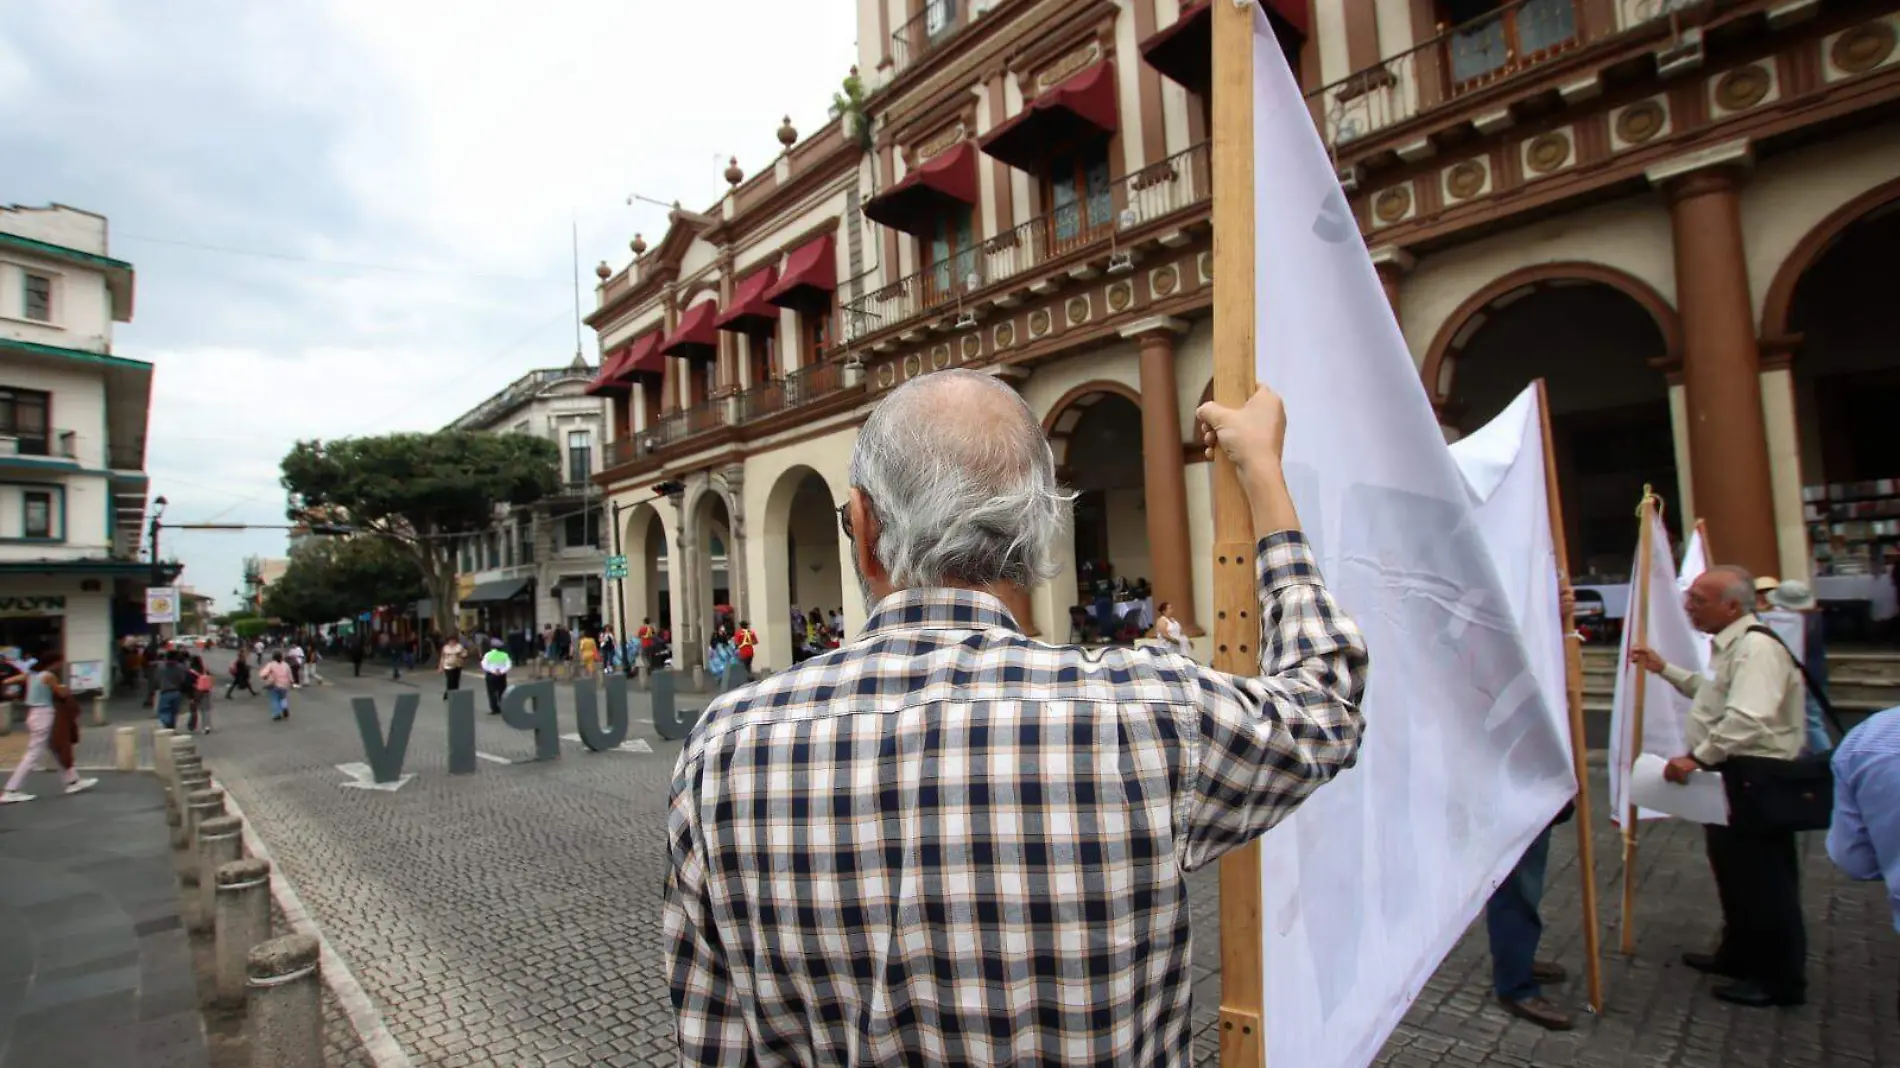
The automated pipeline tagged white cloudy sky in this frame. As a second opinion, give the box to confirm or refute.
[0,0,858,607]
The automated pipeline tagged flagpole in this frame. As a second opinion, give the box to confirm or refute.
[1695,518,1710,562]
[1619,486,1659,957]
[1211,0,1264,1064]
[1534,380,1605,1012]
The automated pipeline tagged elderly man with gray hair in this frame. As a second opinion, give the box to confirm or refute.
[1631,563,1809,1009]
[663,368,1369,1067]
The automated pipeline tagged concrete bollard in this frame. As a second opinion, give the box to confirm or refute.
[195,816,244,934]
[247,933,322,1068]
[90,694,106,727]
[215,857,272,1007]
[152,727,176,781]
[179,785,221,857]
[115,727,138,772]
[166,735,197,785]
[0,699,14,736]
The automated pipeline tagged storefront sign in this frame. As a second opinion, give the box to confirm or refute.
[68,659,105,694]
[145,587,178,624]
[0,595,65,617]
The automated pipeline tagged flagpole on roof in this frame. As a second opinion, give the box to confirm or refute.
[1210,1,1265,1066]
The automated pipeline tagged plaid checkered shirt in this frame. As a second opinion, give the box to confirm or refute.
[665,530,1369,1066]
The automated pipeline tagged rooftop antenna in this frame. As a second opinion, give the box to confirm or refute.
[571,214,585,367]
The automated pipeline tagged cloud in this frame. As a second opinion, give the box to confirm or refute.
[0,0,857,606]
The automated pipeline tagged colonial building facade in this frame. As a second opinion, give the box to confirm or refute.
[0,203,149,691]
[593,0,1900,670]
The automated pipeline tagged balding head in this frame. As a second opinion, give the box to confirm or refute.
[1685,564,1754,634]
[847,369,1071,596]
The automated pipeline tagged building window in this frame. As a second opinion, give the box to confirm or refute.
[565,512,588,549]
[22,273,52,323]
[566,430,592,484]
[460,539,473,574]
[22,491,52,538]
[748,333,776,386]
[801,308,832,367]
[689,362,716,408]
[924,0,956,37]
[518,522,534,564]
[1044,147,1114,251]
[926,205,977,305]
[0,388,51,455]
[503,526,515,568]
[486,533,500,570]
[1440,0,1577,86]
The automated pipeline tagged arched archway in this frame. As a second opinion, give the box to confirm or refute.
[687,489,733,662]
[762,465,846,671]
[1044,384,1153,644]
[618,502,667,636]
[1427,265,1681,577]
[1773,182,1900,585]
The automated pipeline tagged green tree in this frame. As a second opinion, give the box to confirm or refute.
[279,431,559,630]
[265,537,427,625]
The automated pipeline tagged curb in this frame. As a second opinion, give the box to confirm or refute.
[214,778,415,1068]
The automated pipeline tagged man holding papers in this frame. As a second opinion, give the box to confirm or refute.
[1631,565,1808,1009]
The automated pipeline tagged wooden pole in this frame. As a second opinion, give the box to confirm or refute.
[1619,486,1658,957]
[1211,1,1264,1065]
[1534,380,1605,1012]
[1695,518,1710,563]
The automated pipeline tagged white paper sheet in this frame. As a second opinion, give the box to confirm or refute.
[1628,753,1728,825]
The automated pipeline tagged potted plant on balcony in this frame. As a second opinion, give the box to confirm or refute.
[829,69,874,155]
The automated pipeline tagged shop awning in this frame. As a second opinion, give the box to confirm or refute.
[660,300,721,361]
[1139,1,1306,96]
[461,577,533,605]
[715,266,780,335]
[585,346,636,395]
[585,332,665,394]
[979,61,1120,174]
[863,141,980,238]
[764,233,837,311]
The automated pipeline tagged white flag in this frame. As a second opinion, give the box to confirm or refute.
[1678,525,1713,671]
[1248,13,1576,1068]
[1608,509,1697,824]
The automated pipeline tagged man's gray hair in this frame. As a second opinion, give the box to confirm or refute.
[847,369,1073,590]
[1707,565,1755,610]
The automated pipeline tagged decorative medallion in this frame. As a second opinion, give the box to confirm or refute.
[1065,295,1090,326]
[994,321,1016,349]
[876,362,896,389]
[1151,264,1179,298]
[916,123,967,162]
[1028,308,1052,338]
[1446,160,1487,201]
[930,343,951,370]
[1197,252,1212,284]
[1106,281,1133,313]
[961,333,982,361]
[1525,132,1571,175]
[1037,44,1100,91]
[902,353,923,380]
[1714,65,1771,112]
[1615,100,1666,145]
[1373,186,1412,223]
[1833,21,1897,75]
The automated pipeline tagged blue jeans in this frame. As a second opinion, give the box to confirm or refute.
[1486,824,1554,1002]
[267,687,288,720]
[156,691,181,730]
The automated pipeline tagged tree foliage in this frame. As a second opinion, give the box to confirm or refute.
[263,537,428,625]
[280,431,559,627]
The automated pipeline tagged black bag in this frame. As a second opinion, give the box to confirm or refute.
[1716,626,1845,833]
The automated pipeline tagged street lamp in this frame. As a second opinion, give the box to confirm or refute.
[148,495,170,644]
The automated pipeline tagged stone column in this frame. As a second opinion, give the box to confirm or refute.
[1650,141,1779,578]
[722,468,750,625]
[1369,245,1413,320]
[1759,344,1811,582]
[1121,316,1202,634]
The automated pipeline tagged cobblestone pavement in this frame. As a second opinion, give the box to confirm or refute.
[133,655,1899,1067]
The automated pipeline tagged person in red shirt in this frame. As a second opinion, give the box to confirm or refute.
[733,621,757,671]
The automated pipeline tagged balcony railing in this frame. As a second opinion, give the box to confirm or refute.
[846,141,1210,342]
[1310,0,1707,153]
[739,359,845,421]
[890,0,961,78]
[0,428,78,460]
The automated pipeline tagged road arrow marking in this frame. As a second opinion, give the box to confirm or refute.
[560,733,654,754]
[336,762,414,792]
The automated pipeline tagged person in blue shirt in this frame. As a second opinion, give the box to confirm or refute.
[1829,704,1900,1011]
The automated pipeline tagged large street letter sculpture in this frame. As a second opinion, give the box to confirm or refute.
[352,694,418,784]
[573,675,631,751]
[446,690,477,775]
[650,669,704,742]
[501,680,562,762]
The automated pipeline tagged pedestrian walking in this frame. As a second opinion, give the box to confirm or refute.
[481,639,511,716]
[350,639,365,677]
[662,372,1368,1064]
[226,654,257,699]
[188,654,215,734]
[578,630,599,676]
[154,650,190,730]
[259,653,293,722]
[304,646,326,685]
[439,633,467,699]
[286,642,306,688]
[2,653,98,804]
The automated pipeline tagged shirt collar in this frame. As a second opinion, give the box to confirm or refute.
[1712,613,1759,651]
[858,588,1022,642]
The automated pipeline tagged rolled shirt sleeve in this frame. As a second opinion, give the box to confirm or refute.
[1177,531,1370,870]
[1660,662,1704,699]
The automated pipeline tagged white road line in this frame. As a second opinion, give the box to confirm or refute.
[216,778,415,1068]
[475,751,512,764]
[558,733,654,753]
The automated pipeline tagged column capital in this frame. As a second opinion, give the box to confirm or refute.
[1369,245,1415,277]
[1118,315,1190,341]
[1646,138,1753,199]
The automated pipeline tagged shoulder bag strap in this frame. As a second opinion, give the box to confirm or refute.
[1745,624,1847,742]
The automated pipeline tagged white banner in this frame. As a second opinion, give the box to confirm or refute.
[1249,14,1576,1068]
[1608,509,1698,823]
[145,586,178,624]
[1679,525,1712,671]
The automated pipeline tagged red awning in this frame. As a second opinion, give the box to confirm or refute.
[1139,1,1306,96]
[715,266,780,335]
[863,141,980,238]
[585,345,635,395]
[980,61,1121,173]
[764,233,837,311]
[660,300,720,361]
[584,332,664,394]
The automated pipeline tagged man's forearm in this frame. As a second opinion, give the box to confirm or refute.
[1245,467,1301,536]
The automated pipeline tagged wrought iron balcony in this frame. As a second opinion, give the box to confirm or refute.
[890,0,963,79]
[0,428,78,461]
[845,141,1210,343]
[739,360,845,422]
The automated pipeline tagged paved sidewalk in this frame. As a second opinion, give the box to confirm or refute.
[0,774,207,1068]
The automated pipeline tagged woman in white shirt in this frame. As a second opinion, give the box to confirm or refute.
[1153,602,1192,658]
